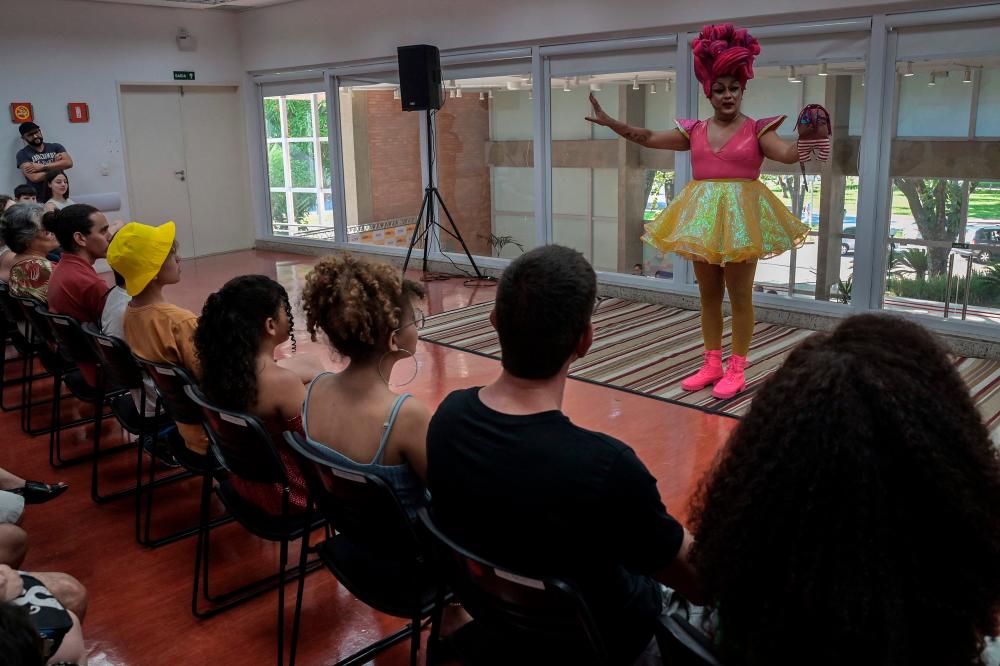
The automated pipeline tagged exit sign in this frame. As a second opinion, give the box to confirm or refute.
[173,71,196,81]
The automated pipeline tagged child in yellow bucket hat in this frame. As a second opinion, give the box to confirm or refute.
[107,221,209,456]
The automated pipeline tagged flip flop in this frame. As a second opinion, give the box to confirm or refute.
[8,481,69,505]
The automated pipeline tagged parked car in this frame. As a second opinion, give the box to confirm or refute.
[970,226,1000,263]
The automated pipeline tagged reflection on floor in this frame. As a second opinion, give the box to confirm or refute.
[2,250,734,665]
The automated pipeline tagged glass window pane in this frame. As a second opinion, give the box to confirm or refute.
[975,69,1000,137]
[264,98,281,139]
[750,63,863,302]
[340,83,425,248]
[317,95,329,136]
[434,69,537,258]
[267,143,285,188]
[884,56,1000,324]
[320,140,331,189]
[289,142,316,188]
[547,69,672,274]
[269,191,287,235]
[285,98,314,138]
[292,192,319,234]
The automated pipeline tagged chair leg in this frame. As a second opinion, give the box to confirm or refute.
[288,500,313,666]
[410,615,421,665]
[191,473,213,618]
[277,536,289,666]
[47,371,63,467]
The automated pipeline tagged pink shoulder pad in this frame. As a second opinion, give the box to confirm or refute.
[755,115,787,138]
[674,119,699,139]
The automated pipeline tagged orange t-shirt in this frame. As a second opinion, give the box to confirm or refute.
[123,302,208,455]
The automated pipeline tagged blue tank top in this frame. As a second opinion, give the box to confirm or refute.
[301,372,424,516]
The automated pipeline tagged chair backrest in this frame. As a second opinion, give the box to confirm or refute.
[660,613,725,666]
[416,506,607,662]
[0,282,24,326]
[131,355,202,426]
[12,295,59,349]
[81,323,143,391]
[284,430,421,554]
[36,309,99,368]
[185,384,287,485]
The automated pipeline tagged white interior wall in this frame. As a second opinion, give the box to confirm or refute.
[0,0,243,222]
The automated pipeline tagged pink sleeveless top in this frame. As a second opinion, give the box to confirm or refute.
[676,116,785,181]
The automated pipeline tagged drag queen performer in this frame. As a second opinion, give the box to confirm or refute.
[586,24,812,399]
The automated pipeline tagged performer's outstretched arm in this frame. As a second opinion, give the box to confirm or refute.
[759,129,800,164]
[585,93,690,151]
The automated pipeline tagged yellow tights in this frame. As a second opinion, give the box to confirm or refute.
[692,261,757,357]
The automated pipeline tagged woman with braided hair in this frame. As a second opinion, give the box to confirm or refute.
[587,24,813,399]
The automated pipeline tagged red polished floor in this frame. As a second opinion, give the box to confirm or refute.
[1,250,736,665]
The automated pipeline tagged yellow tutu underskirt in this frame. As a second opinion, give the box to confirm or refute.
[642,179,810,265]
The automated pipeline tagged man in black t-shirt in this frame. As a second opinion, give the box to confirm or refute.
[15,123,73,201]
[427,244,702,664]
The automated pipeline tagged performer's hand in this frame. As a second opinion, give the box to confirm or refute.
[585,92,614,127]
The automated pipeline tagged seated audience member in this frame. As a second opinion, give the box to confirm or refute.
[0,195,12,211]
[44,204,113,386]
[41,172,73,213]
[689,314,1000,666]
[194,275,319,515]
[0,566,87,666]
[426,244,701,664]
[13,185,36,204]
[0,203,59,300]
[107,222,207,455]
[298,254,430,515]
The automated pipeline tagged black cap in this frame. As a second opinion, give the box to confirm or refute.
[18,122,39,137]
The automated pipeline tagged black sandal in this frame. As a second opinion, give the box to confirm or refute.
[8,481,69,504]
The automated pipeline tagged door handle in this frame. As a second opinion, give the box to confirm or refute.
[174,170,186,181]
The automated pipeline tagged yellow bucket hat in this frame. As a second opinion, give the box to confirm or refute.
[107,221,177,297]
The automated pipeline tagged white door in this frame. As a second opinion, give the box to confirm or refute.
[120,85,196,255]
[120,85,252,258]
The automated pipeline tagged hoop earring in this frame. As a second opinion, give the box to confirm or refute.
[378,348,418,388]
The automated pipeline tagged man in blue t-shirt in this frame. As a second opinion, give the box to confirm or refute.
[15,122,73,201]
[427,244,704,664]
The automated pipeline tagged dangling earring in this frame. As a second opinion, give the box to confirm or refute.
[378,348,418,388]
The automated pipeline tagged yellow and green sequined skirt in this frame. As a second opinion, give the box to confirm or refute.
[642,179,810,265]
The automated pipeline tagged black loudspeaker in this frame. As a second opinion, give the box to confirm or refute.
[397,44,442,112]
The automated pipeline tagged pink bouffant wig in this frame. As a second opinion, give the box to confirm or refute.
[692,24,761,98]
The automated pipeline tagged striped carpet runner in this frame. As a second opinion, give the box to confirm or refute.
[421,298,1000,438]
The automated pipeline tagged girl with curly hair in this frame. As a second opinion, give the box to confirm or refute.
[587,24,815,399]
[688,314,1000,666]
[299,254,431,515]
[194,274,320,515]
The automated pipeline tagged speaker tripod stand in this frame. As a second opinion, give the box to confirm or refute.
[402,110,493,284]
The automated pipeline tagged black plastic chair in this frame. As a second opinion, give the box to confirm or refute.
[417,506,609,665]
[0,282,37,412]
[81,323,190,505]
[659,612,724,666]
[284,431,444,666]
[130,356,228,549]
[13,296,103,462]
[36,308,136,479]
[0,286,62,430]
[185,386,324,665]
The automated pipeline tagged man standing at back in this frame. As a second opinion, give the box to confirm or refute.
[46,204,112,386]
[16,123,73,202]
[427,244,702,664]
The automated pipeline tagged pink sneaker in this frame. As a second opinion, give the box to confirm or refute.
[681,349,724,391]
[712,355,748,399]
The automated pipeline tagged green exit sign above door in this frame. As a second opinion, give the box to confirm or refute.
[173,71,196,81]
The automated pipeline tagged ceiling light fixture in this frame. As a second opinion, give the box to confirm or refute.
[488,89,494,99]
[818,62,828,77]
[788,66,801,83]
[393,88,400,100]
[456,86,463,98]
[964,67,973,83]
[479,91,485,101]
[650,83,657,94]
[632,76,640,91]
[449,89,456,98]
[903,61,914,77]
[563,79,572,92]
[928,71,936,86]
[590,82,602,92]
[665,79,672,93]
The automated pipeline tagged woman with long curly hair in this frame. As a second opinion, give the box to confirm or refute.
[194,274,317,515]
[688,314,1000,666]
[299,254,431,516]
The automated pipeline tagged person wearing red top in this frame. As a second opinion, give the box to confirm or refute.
[44,204,114,386]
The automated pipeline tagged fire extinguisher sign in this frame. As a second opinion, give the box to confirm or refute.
[67,102,89,123]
